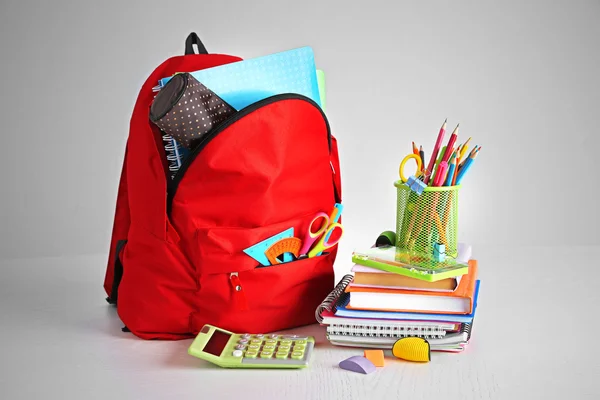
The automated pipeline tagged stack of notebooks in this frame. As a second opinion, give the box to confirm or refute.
[316,245,480,352]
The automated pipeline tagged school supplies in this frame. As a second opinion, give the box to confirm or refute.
[315,275,480,352]
[316,69,326,111]
[150,73,236,149]
[406,175,427,195]
[459,137,472,160]
[424,119,447,184]
[441,124,459,163]
[265,237,302,265]
[352,245,470,282]
[433,161,448,187]
[318,203,343,256]
[188,324,315,369]
[299,205,344,258]
[351,264,459,292]
[407,119,481,189]
[392,337,431,362]
[455,146,480,184]
[162,134,186,177]
[244,228,294,266]
[344,261,478,314]
[444,152,458,186]
[364,350,385,367]
[399,153,423,182]
[157,47,321,110]
[339,356,376,374]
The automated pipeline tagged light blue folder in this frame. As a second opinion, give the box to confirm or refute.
[159,47,321,110]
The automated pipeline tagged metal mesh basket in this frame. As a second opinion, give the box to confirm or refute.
[395,181,460,269]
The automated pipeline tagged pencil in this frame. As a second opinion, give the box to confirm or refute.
[419,146,425,172]
[412,141,419,156]
[452,145,462,186]
[459,137,472,160]
[424,119,447,185]
[441,124,459,163]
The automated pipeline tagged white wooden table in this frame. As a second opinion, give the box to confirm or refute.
[1,246,598,399]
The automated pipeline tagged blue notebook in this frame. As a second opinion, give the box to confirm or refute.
[158,47,321,110]
[334,280,480,324]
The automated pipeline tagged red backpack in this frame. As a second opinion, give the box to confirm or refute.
[104,33,342,340]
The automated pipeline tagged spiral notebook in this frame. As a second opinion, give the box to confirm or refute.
[316,275,477,351]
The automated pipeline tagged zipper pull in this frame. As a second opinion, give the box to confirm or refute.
[229,272,249,311]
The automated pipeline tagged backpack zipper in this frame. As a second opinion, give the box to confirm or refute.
[229,272,249,311]
[166,93,331,213]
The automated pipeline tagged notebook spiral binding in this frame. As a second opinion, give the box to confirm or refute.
[162,134,183,178]
[327,324,446,339]
[315,274,353,324]
[460,320,473,340]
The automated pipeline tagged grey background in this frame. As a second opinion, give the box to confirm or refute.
[1,0,599,262]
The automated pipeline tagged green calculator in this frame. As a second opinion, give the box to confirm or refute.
[188,324,315,369]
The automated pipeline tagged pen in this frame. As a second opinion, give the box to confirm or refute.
[419,146,425,172]
[424,119,447,185]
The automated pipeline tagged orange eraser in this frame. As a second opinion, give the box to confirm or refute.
[363,349,385,367]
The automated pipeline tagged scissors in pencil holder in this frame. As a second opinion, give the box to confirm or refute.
[299,212,344,258]
[399,153,425,183]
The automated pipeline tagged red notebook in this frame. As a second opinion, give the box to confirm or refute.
[345,260,478,314]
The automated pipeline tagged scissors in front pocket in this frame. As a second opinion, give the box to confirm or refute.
[299,205,344,258]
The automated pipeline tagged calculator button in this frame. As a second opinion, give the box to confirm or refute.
[276,351,288,359]
[235,344,246,350]
[265,339,277,345]
[237,339,249,344]
[263,345,275,351]
[291,351,304,360]
[255,334,264,338]
[278,345,290,351]
[260,351,273,358]
[280,339,292,345]
[241,334,251,339]
[294,340,307,345]
[232,350,243,358]
[269,334,278,339]
[248,344,260,351]
[250,339,262,344]
[245,350,258,358]
[293,344,306,351]
[282,335,307,340]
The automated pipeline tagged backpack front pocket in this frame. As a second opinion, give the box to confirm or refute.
[191,213,336,334]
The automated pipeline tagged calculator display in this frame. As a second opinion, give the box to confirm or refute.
[203,330,232,356]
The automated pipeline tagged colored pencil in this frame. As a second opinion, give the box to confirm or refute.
[424,119,447,184]
[419,146,425,172]
[459,137,472,160]
[441,124,459,163]
[445,151,458,186]
[412,141,419,156]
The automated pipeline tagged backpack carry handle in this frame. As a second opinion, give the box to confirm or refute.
[185,32,208,55]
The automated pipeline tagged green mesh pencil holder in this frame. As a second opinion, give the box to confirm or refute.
[394,181,460,269]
